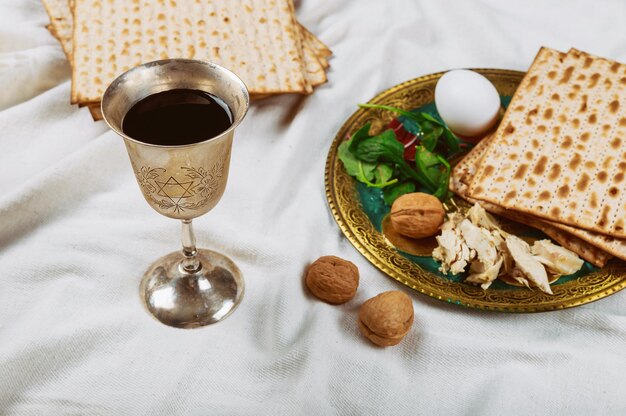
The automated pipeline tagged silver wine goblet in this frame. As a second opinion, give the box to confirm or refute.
[101,59,249,328]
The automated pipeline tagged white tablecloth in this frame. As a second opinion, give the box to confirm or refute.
[1,0,625,414]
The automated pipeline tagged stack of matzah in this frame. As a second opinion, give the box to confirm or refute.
[42,0,332,121]
[451,47,626,267]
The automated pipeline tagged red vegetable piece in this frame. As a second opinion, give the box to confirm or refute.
[387,118,417,161]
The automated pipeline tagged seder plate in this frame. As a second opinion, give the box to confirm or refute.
[325,69,626,312]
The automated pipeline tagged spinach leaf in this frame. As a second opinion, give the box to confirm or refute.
[361,163,398,188]
[338,140,375,183]
[421,125,444,152]
[338,126,398,188]
[349,125,437,192]
[349,127,404,163]
[383,181,416,205]
[374,163,394,185]
[397,115,421,136]
[359,103,461,156]
[419,112,460,154]
[415,146,451,200]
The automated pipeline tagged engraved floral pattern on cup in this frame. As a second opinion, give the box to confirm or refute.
[135,158,225,214]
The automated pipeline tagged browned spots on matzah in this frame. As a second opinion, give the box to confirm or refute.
[525,108,538,124]
[548,163,561,181]
[559,66,574,84]
[609,100,620,113]
[588,73,601,88]
[71,0,316,103]
[543,108,553,119]
[561,136,573,149]
[482,165,495,177]
[538,191,551,201]
[467,48,626,238]
[579,95,588,112]
[450,127,617,264]
[598,206,611,227]
[514,164,528,179]
[569,153,582,170]
[533,155,548,174]
[557,185,570,198]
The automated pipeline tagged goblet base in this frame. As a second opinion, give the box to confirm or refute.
[140,249,244,328]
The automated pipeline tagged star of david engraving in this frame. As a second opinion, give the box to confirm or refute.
[154,177,196,211]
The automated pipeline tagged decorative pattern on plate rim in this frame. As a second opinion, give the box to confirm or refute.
[324,68,626,313]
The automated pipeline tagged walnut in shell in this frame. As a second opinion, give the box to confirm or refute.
[358,291,414,347]
[390,192,445,239]
[305,256,359,304]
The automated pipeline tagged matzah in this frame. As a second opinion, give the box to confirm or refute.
[451,134,612,266]
[71,0,314,104]
[300,35,327,87]
[42,0,74,60]
[468,47,626,238]
[299,24,332,68]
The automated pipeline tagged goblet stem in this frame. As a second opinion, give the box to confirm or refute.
[181,219,200,273]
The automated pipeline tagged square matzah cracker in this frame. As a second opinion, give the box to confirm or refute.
[451,134,613,266]
[468,48,626,238]
[71,0,312,104]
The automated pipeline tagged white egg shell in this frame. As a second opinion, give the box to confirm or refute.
[434,69,501,137]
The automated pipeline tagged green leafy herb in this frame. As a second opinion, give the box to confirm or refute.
[373,164,395,186]
[359,103,461,156]
[338,139,375,183]
[349,124,437,191]
[337,103,458,205]
[383,182,416,205]
[421,125,444,152]
[414,146,451,200]
[338,125,398,188]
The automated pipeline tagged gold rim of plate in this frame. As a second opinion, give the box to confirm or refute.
[325,68,626,313]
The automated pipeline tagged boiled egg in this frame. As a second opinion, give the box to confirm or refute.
[434,69,501,138]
